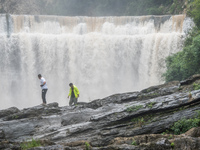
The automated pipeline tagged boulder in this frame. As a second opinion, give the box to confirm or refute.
[0,107,20,118]
[184,127,200,137]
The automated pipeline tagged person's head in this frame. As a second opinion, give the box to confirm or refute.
[69,83,73,88]
[38,74,42,79]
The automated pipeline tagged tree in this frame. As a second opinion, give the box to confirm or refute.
[190,0,200,29]
[163,33,200,82]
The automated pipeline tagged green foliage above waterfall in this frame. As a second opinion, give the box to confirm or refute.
[45,0,184,16]
[163,0,200,82]
[163,28,200,82]
[189,0,200,29]
[0,0,190,16]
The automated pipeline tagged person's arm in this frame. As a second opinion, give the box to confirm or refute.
[41,81,46,87]
[40,78,46,87]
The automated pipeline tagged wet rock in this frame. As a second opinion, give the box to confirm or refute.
[0,129,5,141]
[28,145,64,150]
[64,146,83,150]
[0,107,20,118]
[184,127,200,137]
[0,141,20,150]
[3,103,61,121]
[141,81,179,94]
[1,75,200,149]
[80,92,140,109]
[171,137,200,150]
[61,113,91,126]
[180,74,200,86]
[140,142,171,150]
[2,121,35,140]
[46,102,59,108]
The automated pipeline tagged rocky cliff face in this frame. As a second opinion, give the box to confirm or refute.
[0,75,200,150]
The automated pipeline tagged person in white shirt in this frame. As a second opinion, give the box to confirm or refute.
[38,74,48,105]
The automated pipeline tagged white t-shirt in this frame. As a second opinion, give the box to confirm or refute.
[40,77,48,89]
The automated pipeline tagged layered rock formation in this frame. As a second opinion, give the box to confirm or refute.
[0,75,200,150]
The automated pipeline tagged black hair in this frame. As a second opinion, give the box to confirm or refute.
[38,74,42,77]
[69,83,73,86]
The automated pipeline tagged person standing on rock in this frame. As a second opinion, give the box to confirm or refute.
[38,74,48,105]
[68,83,79,106]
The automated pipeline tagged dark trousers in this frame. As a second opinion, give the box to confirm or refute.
[69,97,78,106]
[42,89,48,104]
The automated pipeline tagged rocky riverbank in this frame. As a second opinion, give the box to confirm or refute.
[1,75,200,150]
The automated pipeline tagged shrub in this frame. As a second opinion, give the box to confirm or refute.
[85,142,91,150]
[171,117,200,135]
[20,139,42,150]
[147,7,163,15]
[137,117,145,127]
[132,117,145,127]
[169,3,176,14]
[189,0,200,29]
[195,110,200,118]
[163,33,200,82]
[193,83,200,90]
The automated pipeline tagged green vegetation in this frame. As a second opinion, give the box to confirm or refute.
[126,105,143,112]
[125,0,173,16]
[171,142,175,148]
[163,0,200,82]
[193,83,200,90]
[147,102,156,108]
[20,139,42,150]
[139,92,159,99]
[12,115,19,119]
[169,0,185,14]
[179,106,186,111]
[161,130,169,135]
[11,0,189,16]
[163,30,200,82]
[132,140,137,146]
[130,114,154,127]
[189,0,200,29]
[171,117,200,135]
[131,117,145,127]
[171,111,200,135]
[85,142,91,150]
[168,134,173,139]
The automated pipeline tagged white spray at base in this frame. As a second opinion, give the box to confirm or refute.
[0,14,194,109]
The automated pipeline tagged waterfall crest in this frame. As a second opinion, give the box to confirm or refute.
[0,14,193,109]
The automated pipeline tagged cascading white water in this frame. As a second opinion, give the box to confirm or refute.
[0,14,193,109]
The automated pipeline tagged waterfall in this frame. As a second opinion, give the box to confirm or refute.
[0,14,193,109]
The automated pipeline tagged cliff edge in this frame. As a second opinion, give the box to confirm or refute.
[0,75,200,149]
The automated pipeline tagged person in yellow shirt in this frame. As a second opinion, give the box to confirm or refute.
[67,83,79,106]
